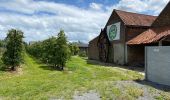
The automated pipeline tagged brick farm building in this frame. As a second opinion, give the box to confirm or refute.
[88,1,170,66]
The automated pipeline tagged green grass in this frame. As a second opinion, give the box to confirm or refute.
[125,86,144,99]
[0,53,143,100]
[154,92,170,100]
[0,48,4,72]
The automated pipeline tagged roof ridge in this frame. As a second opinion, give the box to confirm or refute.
[115,9,157,17]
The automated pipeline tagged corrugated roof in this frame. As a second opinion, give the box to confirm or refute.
[115,10,157,27]
[127,26,170,45]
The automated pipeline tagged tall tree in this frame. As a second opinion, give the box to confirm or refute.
[55,30,70,70]
[2,29,24,71]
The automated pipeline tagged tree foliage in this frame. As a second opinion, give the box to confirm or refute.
[0,40,5,48]
[0,40,3,47]
[2,29,24,70]
[55,30,70,69]
[69,42,79,55]
[27,41,44,59]
[27,30,70,70]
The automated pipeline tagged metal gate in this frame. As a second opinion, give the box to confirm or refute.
[145,46,170,86]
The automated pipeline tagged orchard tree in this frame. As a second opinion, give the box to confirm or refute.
[44,37,58,65]
[55,30,70,70]
[69,42,79,55]
[26,30,71,70]
[31,42,43,58]
[2,29,24,71]
[0,40,4,47]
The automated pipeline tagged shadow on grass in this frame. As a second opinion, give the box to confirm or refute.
[0,67,6,72]
[27,55,43,64]
[134,79,170,92]
[87,59,144,73]
[0,63,8,72]
[39,65,63,71]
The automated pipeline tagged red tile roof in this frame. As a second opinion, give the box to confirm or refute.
[127,26,170,45]
[115,10,157,27]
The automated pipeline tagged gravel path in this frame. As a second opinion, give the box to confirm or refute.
[73,80,170,100]
[73,91,101,100]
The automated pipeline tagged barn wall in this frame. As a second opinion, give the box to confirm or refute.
[127,45,145,65]
[89,11,153,65]
[88,37,99,60]
[125,27,150,65]
[152,2,170,27]
[108,44,114,63]
[106,12,125,43]
[125,27,149,41]
[113,43,125,65]
[105,12,126,65]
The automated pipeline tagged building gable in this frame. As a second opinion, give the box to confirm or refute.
[105,10,157,28]
[105,10,124,28]
[152,1,170,27]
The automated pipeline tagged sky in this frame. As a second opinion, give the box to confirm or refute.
[0,0,169,43]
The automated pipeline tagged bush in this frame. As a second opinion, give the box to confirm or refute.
[78,51,87,57]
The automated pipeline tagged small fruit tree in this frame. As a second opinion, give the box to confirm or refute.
[2,29,24,71]
[27,30,70,70]
[55,30,71,70]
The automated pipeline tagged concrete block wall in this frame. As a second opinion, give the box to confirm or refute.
[146,46,170,86]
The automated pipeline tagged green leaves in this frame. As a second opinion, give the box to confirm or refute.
[1,29,24,70]
[69,43,79,55]
[55,30,71,68]
[0,40,5,47]
[27,30,71,70]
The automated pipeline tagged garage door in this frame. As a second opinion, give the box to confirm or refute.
[145,46,170,86]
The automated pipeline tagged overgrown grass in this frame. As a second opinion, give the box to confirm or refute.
[154,93,170,100]
[125,86,144,99]
[0,48,5,72]
[0,53,144,100]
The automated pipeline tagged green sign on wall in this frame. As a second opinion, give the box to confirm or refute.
[109,25,117,40]
[107,22,120,41]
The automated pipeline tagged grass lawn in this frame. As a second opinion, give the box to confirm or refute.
[0,53,144,100]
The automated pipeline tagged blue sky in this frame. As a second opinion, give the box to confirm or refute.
[35,0,119,8]
[0,0,169,43]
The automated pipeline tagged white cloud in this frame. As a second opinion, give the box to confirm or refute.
[108,0,169,15]
[90,3,103,10]
[0,0,169,43]
[0,0,108,43]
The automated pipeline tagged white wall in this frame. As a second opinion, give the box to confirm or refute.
[114,43,125,65]
[145,46,170,86]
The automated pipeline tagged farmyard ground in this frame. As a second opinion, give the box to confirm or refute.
[0,53,170,100]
